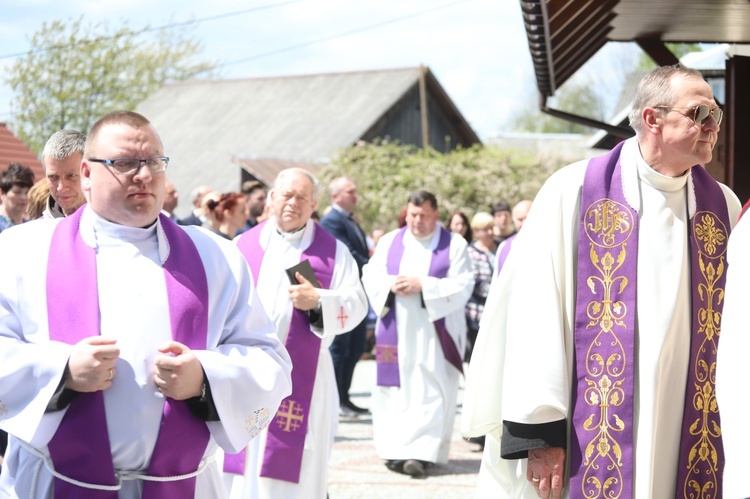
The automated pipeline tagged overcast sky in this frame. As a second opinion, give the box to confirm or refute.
[0,0,546,141]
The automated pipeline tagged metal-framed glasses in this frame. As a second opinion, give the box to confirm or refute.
[653,104,723,126]
[87,157,169,175]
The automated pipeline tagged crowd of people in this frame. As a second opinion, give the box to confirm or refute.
[2,63,750,499]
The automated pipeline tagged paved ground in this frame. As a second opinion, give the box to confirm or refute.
[327,360,482,498]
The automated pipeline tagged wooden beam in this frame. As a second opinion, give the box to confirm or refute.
[418,66,429,149]
[634,38,680,66]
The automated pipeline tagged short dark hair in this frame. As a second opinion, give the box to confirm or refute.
[1,162,35,193]
[241,180,266,196]
[85,110,157,157]
[407,189,438,210]
[491,202,511,215]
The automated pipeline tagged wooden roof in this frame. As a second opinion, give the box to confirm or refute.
[135,67,479,217]
[0,123,43,182]
[232,156,318,187]
[522,0,750,96]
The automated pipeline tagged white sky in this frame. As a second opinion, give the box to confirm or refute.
[0,0,541,141]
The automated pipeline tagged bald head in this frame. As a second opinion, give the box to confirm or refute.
[512,200,532,231]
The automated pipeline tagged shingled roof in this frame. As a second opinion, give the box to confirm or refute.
[0,123,43,182]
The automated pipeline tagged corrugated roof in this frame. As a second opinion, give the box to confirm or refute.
[0,123,44,182]
[136,67,475,216]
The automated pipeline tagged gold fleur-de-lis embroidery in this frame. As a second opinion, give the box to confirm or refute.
[680,212,726,498]
[578,199,634,499]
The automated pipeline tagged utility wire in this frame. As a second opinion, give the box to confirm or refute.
[219,0,470,68]
[0,0,302,61]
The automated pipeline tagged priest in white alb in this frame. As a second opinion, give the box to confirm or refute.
[461,65,741,499]
[0,111,293,498]
[224,168,368,499]
[362,189,473,477]
[716,193,750,499]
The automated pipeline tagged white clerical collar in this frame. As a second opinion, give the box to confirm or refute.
[622,138,696,218]
[403,223,443,250]
[80,206,170,263]
[276,223,307,241]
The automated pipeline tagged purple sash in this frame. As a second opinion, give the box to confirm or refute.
[46,208,211,498]
[375,227,463,387]
[495,233,517,276]
[231,221,335,483]
[676,165,728,499]
[570,143,729,498]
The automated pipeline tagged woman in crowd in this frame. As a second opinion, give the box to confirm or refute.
[464,212,496,362]
[204,192,248,240]
[26,179,50,220]
[0,162,34,231]
[448,210,472,243]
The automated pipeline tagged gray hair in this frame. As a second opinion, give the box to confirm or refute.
[274,168,320,199]
[628,64,705,135]
[42,129,85,170]
[328,176,354,198]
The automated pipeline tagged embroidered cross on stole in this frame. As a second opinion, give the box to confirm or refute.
[233,220,336,483]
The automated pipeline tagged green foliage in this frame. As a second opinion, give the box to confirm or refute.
[5,17,215,154]
[317,140,566,233]
[636,43,702,70]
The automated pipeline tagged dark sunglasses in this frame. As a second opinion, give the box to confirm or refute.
[654,104,723,126]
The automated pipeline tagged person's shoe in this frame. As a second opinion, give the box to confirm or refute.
[385,459,404,472]
[402,459,425,477]
[466,435,485,451]
[342,399,370,414]
[339,404,358,417]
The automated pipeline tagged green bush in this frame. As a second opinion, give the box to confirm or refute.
[317,140,567,235]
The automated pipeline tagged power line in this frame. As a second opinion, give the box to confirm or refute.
[0,0,302,61]
[220,0,470,69]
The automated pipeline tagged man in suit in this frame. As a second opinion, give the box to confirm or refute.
[161,179,179,221]
[320,176,371,415]
[178,185,212,226]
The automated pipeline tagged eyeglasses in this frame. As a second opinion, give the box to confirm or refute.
[87,157,169,175]
[653,104,723,126]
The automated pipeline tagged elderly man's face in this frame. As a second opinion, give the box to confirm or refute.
[332,179,358,213]
[270,173,317,232]
[406,201,439,238]
[654,76,720,170]
[46,152,85,216]
[81,123,165,227]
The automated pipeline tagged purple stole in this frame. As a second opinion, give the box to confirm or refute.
[375,227,463,387]
[230,220,335,483]
[570,142,729,498]
[45,208,211,498]
[495,233,517,276]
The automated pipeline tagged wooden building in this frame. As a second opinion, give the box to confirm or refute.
[0,123,43,181]
[135,67,479,218]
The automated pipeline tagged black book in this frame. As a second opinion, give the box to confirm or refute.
[285,259,321,288]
